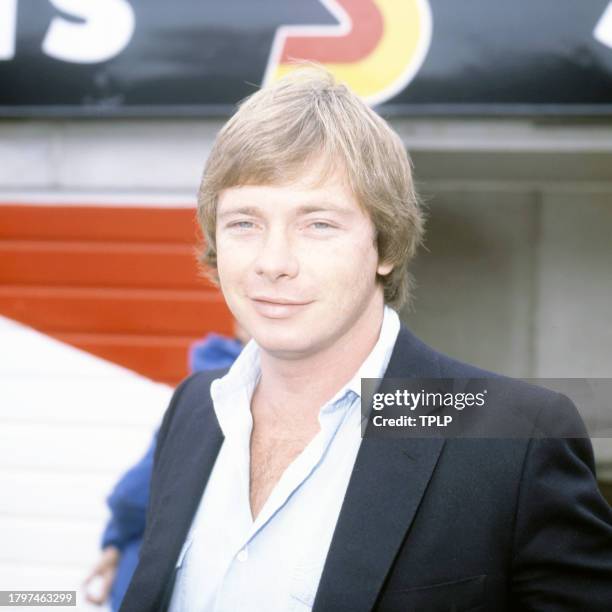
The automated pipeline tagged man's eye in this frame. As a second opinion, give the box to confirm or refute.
[229,221,254,229]
[310,222,334,230]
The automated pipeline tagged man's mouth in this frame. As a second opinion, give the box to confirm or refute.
[250,297,312,318]
[250,296,309,305]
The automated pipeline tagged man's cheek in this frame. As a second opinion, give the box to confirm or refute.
[217,252,249,279]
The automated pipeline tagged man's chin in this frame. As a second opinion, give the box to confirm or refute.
[254,332,321,360]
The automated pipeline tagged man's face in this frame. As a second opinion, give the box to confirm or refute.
[215,161,392,359]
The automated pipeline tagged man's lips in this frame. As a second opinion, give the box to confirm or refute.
[249,297,312,318]
[250,296,309,305]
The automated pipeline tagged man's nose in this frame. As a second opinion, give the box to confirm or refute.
[253,228,299,281]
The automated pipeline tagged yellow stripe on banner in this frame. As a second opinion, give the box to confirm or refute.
[275,0,432,106]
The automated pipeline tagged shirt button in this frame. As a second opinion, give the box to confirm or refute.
[237,548,248,562]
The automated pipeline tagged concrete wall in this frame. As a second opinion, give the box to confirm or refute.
[403,185,612,380]
[402,189,538,378]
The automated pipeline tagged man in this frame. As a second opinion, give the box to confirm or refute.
[120,67,612,611]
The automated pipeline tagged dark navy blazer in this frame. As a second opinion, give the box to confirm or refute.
[120,324,612,611]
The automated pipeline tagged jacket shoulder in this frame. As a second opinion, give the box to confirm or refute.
[394,324,589,436]
[155,368,227,454]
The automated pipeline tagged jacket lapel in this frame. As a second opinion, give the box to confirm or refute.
[312,324,446,612]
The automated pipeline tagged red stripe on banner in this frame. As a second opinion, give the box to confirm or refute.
[281,0,383,63]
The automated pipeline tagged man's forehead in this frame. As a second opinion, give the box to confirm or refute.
[219,154,349,196]
[217,174,357,216]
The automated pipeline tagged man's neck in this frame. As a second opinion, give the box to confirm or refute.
[253,298,387,422]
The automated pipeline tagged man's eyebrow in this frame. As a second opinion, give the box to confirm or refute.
[218,202,353,219]
[294,203,353,216]
[217,206,261,220]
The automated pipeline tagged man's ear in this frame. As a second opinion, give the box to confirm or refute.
[377,260,393,276]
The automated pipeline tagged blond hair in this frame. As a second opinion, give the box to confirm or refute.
[197,64,424,309]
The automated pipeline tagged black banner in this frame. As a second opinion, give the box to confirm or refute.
[1,0,612,116]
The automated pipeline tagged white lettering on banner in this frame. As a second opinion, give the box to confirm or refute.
[0,0,17,60]
[42,0,135,63]
[594,2,612,49]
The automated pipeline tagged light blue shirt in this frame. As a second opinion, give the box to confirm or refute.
[168,305,401,612]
